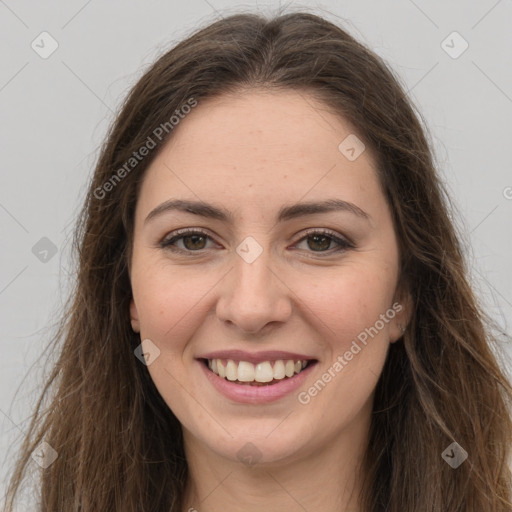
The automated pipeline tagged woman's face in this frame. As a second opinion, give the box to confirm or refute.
[129,89,408,466]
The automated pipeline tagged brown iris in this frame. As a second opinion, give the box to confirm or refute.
[307,234,331,251]
[183,234,207,250]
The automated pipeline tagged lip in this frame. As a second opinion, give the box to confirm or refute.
[197,349,316,365]
[198,358,318,404]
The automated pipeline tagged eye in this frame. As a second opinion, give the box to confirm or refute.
[160,229,215,252]
[292,228,353,254]
[160,227,353,256]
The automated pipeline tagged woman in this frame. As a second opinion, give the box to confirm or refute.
[5,10,512,512]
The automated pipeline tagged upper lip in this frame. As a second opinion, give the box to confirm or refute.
[197,350,317,365]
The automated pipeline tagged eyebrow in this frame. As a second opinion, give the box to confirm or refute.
[144,198,370,225]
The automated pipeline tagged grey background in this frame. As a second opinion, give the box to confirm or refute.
[1,0,511,502]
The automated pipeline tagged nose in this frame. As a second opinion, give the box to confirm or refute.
[215,245,293,334]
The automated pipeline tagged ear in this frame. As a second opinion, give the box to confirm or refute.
[130,298,141,333]
[389,287,413,343]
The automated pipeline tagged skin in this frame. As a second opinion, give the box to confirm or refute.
[129,88,410,512]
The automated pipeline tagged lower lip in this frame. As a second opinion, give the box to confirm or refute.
[198,360,317,404]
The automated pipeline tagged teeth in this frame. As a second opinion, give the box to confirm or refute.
[273,360,285,379]
[255,361,274,382]
[217,360,226,378]
[206,358,310,383]
[226,360,238,381]
[285,360,295,378]
[237,361,255,382]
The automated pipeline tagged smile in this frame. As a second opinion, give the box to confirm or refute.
[204,358,311,385]
[196,349,318,403]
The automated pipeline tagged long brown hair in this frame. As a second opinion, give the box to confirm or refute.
[5,10,512,511]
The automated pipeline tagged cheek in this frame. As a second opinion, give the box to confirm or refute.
[291,263,397,349]
[132,262,220,346]
[132,266,218,413]
[292,270,395,423]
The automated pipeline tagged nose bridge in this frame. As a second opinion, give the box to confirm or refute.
[216,236,292,332]
[235,245,274,295]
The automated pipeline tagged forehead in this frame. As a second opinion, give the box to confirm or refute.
[137,88,383,219]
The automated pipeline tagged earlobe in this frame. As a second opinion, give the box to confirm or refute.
[390,318,407,343]
[390,290,413,343]
[130,298,140,333]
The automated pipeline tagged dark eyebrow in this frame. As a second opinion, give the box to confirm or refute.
[144,198,370,225]
[277,199,369,222]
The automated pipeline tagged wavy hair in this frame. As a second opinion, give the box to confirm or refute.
[5,10,512,511]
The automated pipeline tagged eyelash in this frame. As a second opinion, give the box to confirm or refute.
[159,228,353,256]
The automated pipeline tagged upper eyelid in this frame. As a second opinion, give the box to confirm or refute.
[161,227,217,244]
